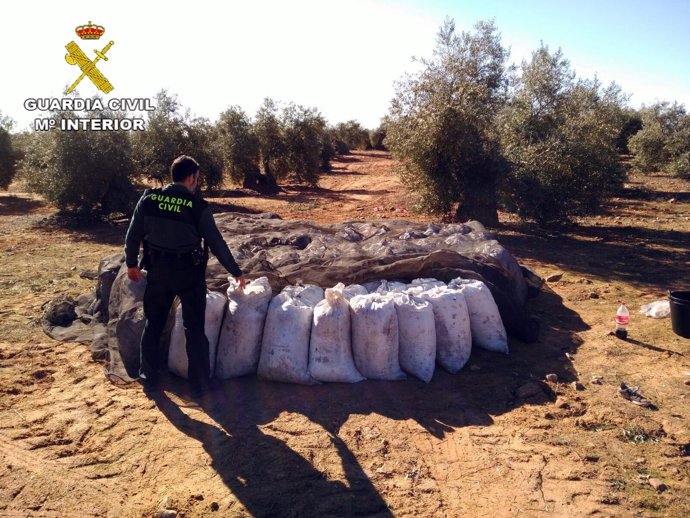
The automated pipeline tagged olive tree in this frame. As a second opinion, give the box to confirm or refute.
[281,103,328,185]
[320,127,336,172]
[131,90,188,184]
[369,122,387,150]
[20,110,134,214]
[499,45,626,224]
[184,116,225,192]
[628,101,690,177]
[131,90,224,190]
[386,19,510,224]
[616,107,642,153]
[253,98,287,192]
[333,120,370,152]
[0,111,19,190]
[216,106,260,187]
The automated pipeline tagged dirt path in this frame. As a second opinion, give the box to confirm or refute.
[214,151,424,224]
[1,152,689,517]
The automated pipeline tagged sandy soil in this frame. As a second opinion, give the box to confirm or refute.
[1,151,689,518]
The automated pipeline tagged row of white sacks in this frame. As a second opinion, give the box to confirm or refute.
[168,277,508,384]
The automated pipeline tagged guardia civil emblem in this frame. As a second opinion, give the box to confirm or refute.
[64,21,114,95]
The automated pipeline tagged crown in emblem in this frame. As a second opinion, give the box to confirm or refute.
[75,21,105,40]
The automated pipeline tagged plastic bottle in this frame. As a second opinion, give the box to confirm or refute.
[615,301,629,339]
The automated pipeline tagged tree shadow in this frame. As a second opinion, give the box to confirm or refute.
[331,154,362,164]
[616,185,690,202]
[496,172,690,290]
[206,188,258,199]
[144,283,587,517]
[0,194,47,216]
[498,222,690,289]
[25,199,264,247]
[280,185,393,204]
[207,200,264,215]
[30,216,127,246]
[326,166,367,176]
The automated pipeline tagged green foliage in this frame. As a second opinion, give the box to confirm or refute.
[0,111,14,132]
[499,45,626,224]
[254,98,289,182]
[0,110,17,190]
[19,110,134,214]
[9,131,31,164]
[628,121,665,172]
[369,122,387,150]
[669,151,690,178]
[628,102,690,177]
[216,106,260,184]
[131,90,224,190]
[183,117,224,192]
[333,138,350,155]
[616,108,642,153]
[281,103,328,185]
[387,19,631,226]
[0,128,16,190]
[319,128,336,172]
[252,98,330,186]
[131,90,189,184]
[386,18,510,224]
[333,120,370,152]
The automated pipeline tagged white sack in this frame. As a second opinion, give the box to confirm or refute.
[258,285,323,384]
[349,293,406,380]
[362,280,384,293]
[419,287,472,373]
[309,285,365,383]
[168,291,227,379]
[294,285,325,306]
[215,277,273,379]
[411,278,446,290]
[394,294,436,383]
[342,283,368,300]
[388,281,409,292]
[449,278,508,354]
[375,280,409,294]
[404,285,425,297]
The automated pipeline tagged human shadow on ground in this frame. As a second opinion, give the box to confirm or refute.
[146,283,586,517]
[147,384,395,518]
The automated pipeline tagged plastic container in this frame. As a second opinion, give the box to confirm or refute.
[615,302,629,339]
[669,290,690,338]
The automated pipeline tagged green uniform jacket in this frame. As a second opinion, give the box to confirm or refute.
[124,183,242,277]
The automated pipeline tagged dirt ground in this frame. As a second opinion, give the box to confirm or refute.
[1,150,689,518]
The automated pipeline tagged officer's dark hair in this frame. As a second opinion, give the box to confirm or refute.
[171,155,199,182]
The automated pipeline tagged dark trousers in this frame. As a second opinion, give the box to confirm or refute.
[139,257,210,384]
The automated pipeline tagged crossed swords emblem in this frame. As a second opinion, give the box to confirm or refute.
[64,40,115,94]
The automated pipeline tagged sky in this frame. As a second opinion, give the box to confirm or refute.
[1,0,689,131]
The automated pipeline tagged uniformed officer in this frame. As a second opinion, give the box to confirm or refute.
[124,155,245,391]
